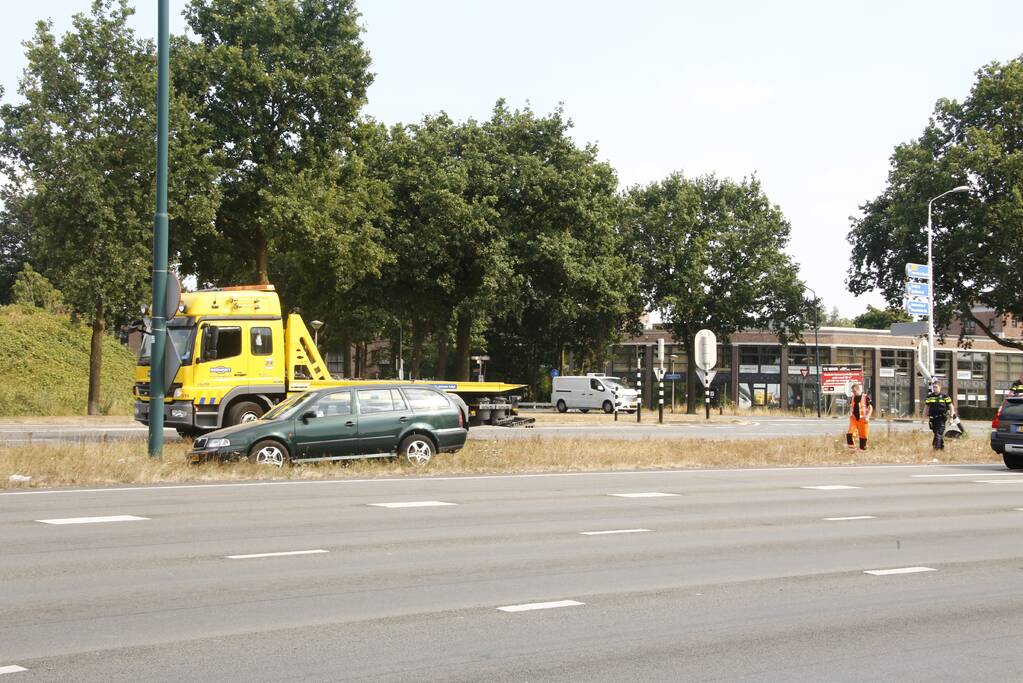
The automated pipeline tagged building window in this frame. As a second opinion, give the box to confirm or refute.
[880,349,912,377]
[933,351,952,380]
[738,346,781,374]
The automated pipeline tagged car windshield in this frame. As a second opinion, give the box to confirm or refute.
[138,324,196,366]
[261,393,317,421]
[603,378,628,391]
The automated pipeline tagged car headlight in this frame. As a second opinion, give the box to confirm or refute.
[207,438,231,448]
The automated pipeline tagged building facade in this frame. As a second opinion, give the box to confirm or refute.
[608,325,1023,416]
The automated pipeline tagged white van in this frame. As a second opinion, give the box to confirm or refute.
[551,374,639,413]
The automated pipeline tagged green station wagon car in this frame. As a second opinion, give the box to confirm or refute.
[189,384,468,467]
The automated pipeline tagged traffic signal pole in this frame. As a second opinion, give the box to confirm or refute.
[148,0,170,458]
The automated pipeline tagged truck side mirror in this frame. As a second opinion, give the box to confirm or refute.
[200,326,219,362]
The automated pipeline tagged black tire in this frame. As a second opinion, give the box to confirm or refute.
[399,433,435,466]
[602,400,614,414]
[1004,454,1023,470]
[556,400,567,413]
[227,400,264,426]
[248,439,290,468]
[580,409,589,414]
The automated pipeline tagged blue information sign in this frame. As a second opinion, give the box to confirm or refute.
[906,299,930,316]
[664,373,682,380]
[549,368,559,378]
[906,281,929,297]
[906,263,930,280]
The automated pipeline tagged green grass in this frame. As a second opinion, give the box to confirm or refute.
[0,305,137,416]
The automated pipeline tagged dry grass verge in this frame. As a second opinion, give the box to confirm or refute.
[0,431,998,490]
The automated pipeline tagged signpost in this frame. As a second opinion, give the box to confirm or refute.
[906,299,930,316]
[657,339,665,424]
[695,329,717,420]
[905,261,934,377]
[821,365,863,395]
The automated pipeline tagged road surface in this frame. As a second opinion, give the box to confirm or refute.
[1,462,1021,681]
[0,415,935,444]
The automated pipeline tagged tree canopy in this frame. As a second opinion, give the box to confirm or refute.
[848,56,1023,349]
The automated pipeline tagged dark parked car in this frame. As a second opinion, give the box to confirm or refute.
[991,397,1023,469]
[189,384,467,467]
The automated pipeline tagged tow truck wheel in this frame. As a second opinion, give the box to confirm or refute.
[556,400,567,413]
[249,440,289,468]
[602,401,614,414]
[227,400,264,426]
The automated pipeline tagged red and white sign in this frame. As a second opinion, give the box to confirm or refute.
[821,365,863,394]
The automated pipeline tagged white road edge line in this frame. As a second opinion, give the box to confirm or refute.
[609,492,678,498]
[580,528,651,535]
[36,515,149,525]
[0,463,1002,497]
[823,516,876,521]
[497,600,585,612]
[801,485,861,490]
[912,472,1023,478]
[975,479,1023,484]
[0,665,28,675]
[226,549,328,560]
[864,566,936,576]
[368,501,458,508]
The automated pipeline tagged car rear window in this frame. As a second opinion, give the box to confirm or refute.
[402,387,451,411]
[1001,402,1023,420]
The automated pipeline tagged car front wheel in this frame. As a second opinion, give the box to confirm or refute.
[400,434,435,466]
[249,440,290,468]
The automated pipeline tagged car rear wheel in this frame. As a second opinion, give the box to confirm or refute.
[249,440,289,468]
[227,400,264,426]
[602,401,614,414]
[556,400,567,413]
[400,434,435,466]
[1004,453,1023,470]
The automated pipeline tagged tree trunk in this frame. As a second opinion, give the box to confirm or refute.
[255,239,270,285]
[410,319,425,379]
[686,335,698,415]
[453,311,472,381]
[341,334,352,377]
[435,322,450,379]
[87,298,104,416]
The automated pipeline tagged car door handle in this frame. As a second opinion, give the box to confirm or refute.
[399,416,409,422]
[345,421,355,427]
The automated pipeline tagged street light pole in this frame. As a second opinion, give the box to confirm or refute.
[805,285,822,419]
[926,185,970,377]
[148,0,170,458]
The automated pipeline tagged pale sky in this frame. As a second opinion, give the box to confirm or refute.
[3,0,1022,316]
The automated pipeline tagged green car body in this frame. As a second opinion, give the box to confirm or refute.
[188,384,467,467]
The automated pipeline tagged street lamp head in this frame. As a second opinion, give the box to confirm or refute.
[951,185,970,193]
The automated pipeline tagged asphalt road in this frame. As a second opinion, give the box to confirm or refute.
[2,463,1022,681]
[0,415,935,444]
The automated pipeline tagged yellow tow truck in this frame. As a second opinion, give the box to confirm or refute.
[134,285,528,435]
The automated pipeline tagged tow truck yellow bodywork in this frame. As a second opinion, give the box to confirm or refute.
[134,285,524,434]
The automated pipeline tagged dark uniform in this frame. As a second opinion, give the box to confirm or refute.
[925,390,954,450]
[1011,378,1023,396]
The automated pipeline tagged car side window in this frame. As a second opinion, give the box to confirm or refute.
[312,391,352,418]
[390,389,408,411]
[402,387,451,411]
[590,378,604,391]
[357,388,399,414]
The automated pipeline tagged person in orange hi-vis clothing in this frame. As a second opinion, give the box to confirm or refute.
[846,382,872,451]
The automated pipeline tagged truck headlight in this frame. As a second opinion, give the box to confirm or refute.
[207,438,231,448]
[173,387,183,398]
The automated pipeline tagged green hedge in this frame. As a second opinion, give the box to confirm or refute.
[957,405,998,421]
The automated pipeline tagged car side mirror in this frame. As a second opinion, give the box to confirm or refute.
[301,410,317,423]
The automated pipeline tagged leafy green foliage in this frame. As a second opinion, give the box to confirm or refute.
[623,173,809,411]
[11,264,65,313]
[852,304,912,329]
[848,56,1023,349]
[0,305,135,415]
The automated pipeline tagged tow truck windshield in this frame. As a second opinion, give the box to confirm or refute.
[138,325,196,366]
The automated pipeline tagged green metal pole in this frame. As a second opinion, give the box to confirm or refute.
[148,0,170,457]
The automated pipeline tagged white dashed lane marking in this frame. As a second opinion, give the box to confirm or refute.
[975,480,1023,484]
[608,492,678,498]
[801,485,861,490]
[368,501,458,508]
[579,528,651,536]
[864,566,936,576]
[36,515,149,525]
[497,600,585,612]
[823,516,876,521]
[0,665,27,675]
[226,549,329,560]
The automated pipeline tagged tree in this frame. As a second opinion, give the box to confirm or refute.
[0,0,217,414]
[853,304,911,330]
[623,173,809,413]
[848,56,1023,349]
[177,0,384,290]
[824,306,853,327]
[11,264,64,312]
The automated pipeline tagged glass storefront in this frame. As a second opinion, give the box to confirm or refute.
[879,349,913,417]
[956,351,988,407]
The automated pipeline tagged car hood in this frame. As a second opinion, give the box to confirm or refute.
[203,419,278,441]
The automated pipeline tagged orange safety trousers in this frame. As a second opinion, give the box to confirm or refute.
[848,416,869,440]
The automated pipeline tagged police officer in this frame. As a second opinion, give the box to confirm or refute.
[1011,374,1023,396]
[925,380,955,450]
